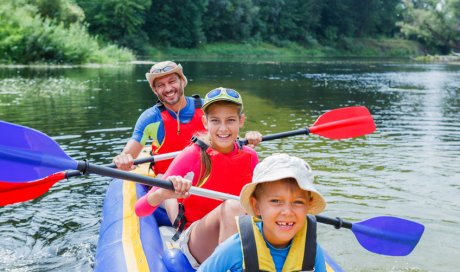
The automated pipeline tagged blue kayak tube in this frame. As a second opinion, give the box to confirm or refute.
[94,179,344,272]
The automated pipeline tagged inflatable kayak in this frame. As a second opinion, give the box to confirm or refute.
[94,154,344,272]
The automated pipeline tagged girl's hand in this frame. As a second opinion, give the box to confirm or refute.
[168,175,192,199]
[146,175,192,206]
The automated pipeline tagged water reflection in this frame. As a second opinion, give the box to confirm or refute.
[0,60,459,271]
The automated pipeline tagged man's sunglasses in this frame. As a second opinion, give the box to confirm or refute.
[150,65,175,74]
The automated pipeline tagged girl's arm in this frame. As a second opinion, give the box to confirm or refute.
[134,175,191,217]
[134,144,201,217]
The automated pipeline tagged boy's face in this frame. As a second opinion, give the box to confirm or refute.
[250,180,310,248]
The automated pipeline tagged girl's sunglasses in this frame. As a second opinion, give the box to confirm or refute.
[203,87,243,110]
[205,88,240,99]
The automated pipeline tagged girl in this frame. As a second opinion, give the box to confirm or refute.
[134,87,260,268]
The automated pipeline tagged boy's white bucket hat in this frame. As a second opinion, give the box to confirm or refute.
[240,153,326,216]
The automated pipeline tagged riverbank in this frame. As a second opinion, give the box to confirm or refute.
[146,38,423,60]
[3,37,458,66]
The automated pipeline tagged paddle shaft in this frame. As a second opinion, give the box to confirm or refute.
[76,161,239,201]
[240,128,309,145]
[64,151,180,179]
[79,160,355,229]
[316,215,352,229]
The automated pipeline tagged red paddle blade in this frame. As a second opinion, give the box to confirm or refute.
[0,172,66,206]
[310,106,376,139]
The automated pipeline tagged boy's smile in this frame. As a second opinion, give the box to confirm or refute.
[251,180,310,248]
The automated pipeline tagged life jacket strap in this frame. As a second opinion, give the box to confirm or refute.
[303,215,317,271]
[191,94,202,108]
[238,215,317,272]
[238,215,261,272]
[155,100,166,112]
[171,203,187,241]
[148,149,155,174]
[191,136,209,151]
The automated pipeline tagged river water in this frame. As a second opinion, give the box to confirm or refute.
[0,60,459,271]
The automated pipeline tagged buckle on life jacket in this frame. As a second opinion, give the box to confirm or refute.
[191,94,202,108]
[191,136,209,151]
[236,137,244,149]
[148,150,155,175]
[171,203,187,241]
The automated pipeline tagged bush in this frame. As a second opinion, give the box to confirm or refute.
[0,1,135,64]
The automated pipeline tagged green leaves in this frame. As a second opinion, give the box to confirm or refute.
[0,0,134,64]
[397,0,460,53]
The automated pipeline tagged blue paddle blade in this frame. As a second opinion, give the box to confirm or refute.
[0,121,78,182]
[352,216,424,256]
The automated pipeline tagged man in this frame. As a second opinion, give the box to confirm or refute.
[113,60,261,173]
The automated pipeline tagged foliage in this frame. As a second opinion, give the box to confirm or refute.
[397,0,460,53]
[0,0,134,64]
[75,0,151,54]
[203,0,259,43]
[147,39,420,60]
[255,0,323,46]
[2,0,459,63]
[145,0,207,48]
[317,0,402,42]
[28,0,85,24]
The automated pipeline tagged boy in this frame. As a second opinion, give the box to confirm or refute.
[198,153,327,272]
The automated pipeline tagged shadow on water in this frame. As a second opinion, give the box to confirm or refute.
[0,60,459,271]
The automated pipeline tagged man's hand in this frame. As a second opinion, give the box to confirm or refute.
[244,131,262,148]
[113,153,136,171]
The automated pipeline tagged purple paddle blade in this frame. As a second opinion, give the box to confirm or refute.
[352,216,425,256]
[0,121,77,182]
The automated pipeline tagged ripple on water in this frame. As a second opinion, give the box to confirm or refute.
[1,62,459,271]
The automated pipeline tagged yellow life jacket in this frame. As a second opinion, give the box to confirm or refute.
[237,215,317,272]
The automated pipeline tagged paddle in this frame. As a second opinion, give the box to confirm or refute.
[0,151,180,206]
[0,121,424,256]
[0,120,239,203]
[239,105,375,144]
[0,106,375,205]
[315,215,424,256]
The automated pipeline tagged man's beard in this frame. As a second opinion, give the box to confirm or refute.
[158,83,184,106]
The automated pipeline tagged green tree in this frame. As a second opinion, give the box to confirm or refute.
[349,0,401,37]
[28,0,85,24]
[203,0,259,42]
[397,0,460,53]
[0,0,134,64]
[255,0,322,45]
[145,0,207,48]
[76,0,151,53]
[317,0,401,41]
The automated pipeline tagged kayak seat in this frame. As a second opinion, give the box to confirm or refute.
[160,226,196,271]
[163,248,195,272]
